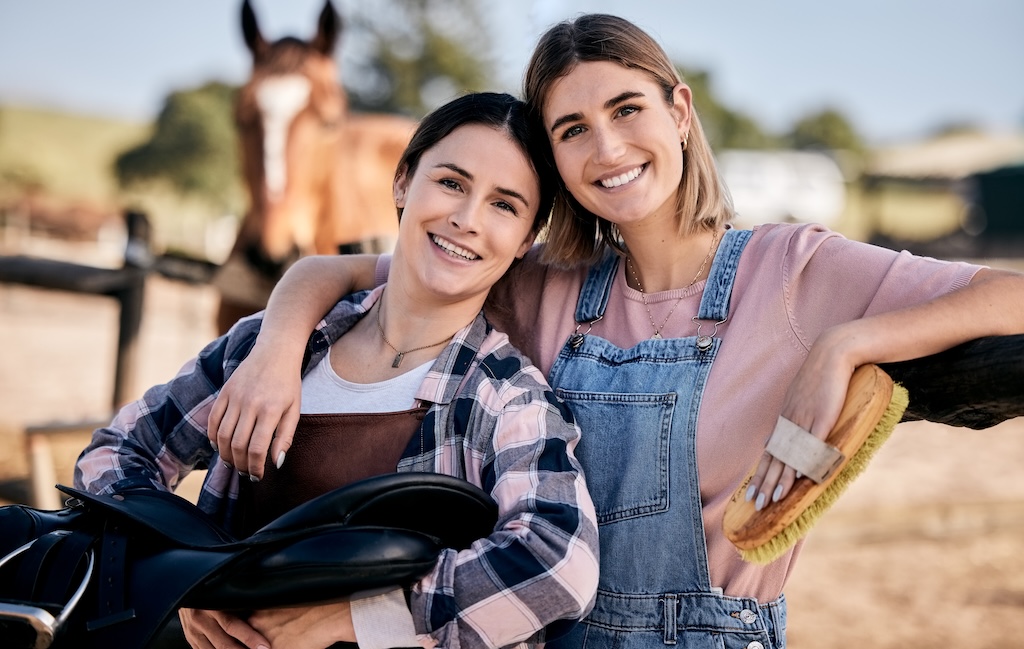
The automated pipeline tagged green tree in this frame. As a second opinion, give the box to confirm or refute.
[115,82,241,211]
[340,0,490,116]
[786,108,863,153]
[681,67,775,151]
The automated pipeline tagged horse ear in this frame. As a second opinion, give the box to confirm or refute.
[241,0,267,58]
[312,0,342,55]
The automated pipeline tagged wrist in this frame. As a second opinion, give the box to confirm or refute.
[812,323,864,373]
[252,327,308,359]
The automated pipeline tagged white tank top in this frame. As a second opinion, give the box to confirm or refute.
[300,353,432,414]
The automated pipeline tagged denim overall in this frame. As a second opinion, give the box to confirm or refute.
[547,229,786,649]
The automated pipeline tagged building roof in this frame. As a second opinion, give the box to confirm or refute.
[867,131,1024,181]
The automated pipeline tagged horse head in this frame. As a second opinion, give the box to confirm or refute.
[233,0,345,275]
[214,0,413,334]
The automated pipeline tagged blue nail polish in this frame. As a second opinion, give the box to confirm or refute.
[755,493,766,511]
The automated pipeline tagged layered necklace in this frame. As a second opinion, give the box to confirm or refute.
[627,228,720,340]
[374,294,455,368]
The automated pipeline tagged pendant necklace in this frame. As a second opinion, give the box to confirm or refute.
[627,228,720,340]
[375,295,455,368]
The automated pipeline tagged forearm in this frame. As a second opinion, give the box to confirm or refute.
[817,267,1024,369]
[77,327,257,493]
[258,254,381,354]
[76,368,214,493]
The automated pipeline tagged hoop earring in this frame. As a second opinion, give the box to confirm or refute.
[682,133,689,151]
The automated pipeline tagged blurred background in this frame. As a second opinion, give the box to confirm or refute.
[2,0,1023,259]
[1,1,1023,646]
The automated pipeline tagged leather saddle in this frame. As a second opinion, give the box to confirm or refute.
[0,472,498,649]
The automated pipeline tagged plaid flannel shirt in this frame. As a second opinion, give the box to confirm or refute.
[75,287,599,649]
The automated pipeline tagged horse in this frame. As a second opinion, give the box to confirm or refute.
[212,0,417,334]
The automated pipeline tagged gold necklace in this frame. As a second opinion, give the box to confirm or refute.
[375,296,455,368]
[627,228,720,340]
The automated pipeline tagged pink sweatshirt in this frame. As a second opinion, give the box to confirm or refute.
[380,222,981,602]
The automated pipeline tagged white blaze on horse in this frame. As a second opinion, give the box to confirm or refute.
[214,0,416,333]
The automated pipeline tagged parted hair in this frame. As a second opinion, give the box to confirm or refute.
[523,14,734,268]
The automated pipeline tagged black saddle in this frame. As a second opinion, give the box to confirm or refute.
[0,472,498,649]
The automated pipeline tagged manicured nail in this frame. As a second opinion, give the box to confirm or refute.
[745,484,757,502]
[222,460,232,469]
[772,484,784,503]
[795,471,802,479]
[249,474,260,483]
[755,492,766,511]
[276,451,286,469]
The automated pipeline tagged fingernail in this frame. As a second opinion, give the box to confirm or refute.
[258,645,270,649]
[795,471,802,479]
[249,474,260,483]
[238,470,246,478]
[276,451,286,469]
[772,484,784,503]
[755,492,766,511]
[222,460,232,469]
[745,484,756,502]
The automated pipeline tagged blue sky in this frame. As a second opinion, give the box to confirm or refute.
[0,0,1021,145]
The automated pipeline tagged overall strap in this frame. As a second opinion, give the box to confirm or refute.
[574,249,620,324]
[697,228,752,321]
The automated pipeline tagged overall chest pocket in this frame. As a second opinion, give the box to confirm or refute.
[556,389,675,524]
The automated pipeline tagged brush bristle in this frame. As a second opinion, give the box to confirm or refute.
[740,383,910,565]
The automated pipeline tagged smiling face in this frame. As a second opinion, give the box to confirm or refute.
[543,60,692,233]
[390,123,540,308]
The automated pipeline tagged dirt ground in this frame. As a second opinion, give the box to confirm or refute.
[2,239,1023,648]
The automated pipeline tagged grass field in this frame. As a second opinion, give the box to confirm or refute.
[0,104,150,204]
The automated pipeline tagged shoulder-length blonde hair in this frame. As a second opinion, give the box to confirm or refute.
[523,14,734,269]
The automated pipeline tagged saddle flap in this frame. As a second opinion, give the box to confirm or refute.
[252,472,498,550]
[56,485,237,548]
[184,526,442,610]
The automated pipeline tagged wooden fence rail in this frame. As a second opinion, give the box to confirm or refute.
[0,210,150,408]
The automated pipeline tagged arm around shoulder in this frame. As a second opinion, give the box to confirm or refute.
[208,253,383,474]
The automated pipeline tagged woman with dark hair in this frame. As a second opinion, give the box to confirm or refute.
[75,92,599,649]
[208,14,1024,649]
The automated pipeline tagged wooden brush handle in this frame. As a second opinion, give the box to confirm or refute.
[723,364,894,551]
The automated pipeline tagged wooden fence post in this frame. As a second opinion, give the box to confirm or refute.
[111,210,151,408]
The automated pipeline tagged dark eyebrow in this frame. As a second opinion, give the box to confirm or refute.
[437,162,529,208]
[497,187,529,209]
[605,91,644,108]
[548,91,647,135]
[437,162,472,179]
[549,111,583,135]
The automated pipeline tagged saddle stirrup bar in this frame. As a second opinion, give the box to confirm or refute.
[0,532,96,649]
